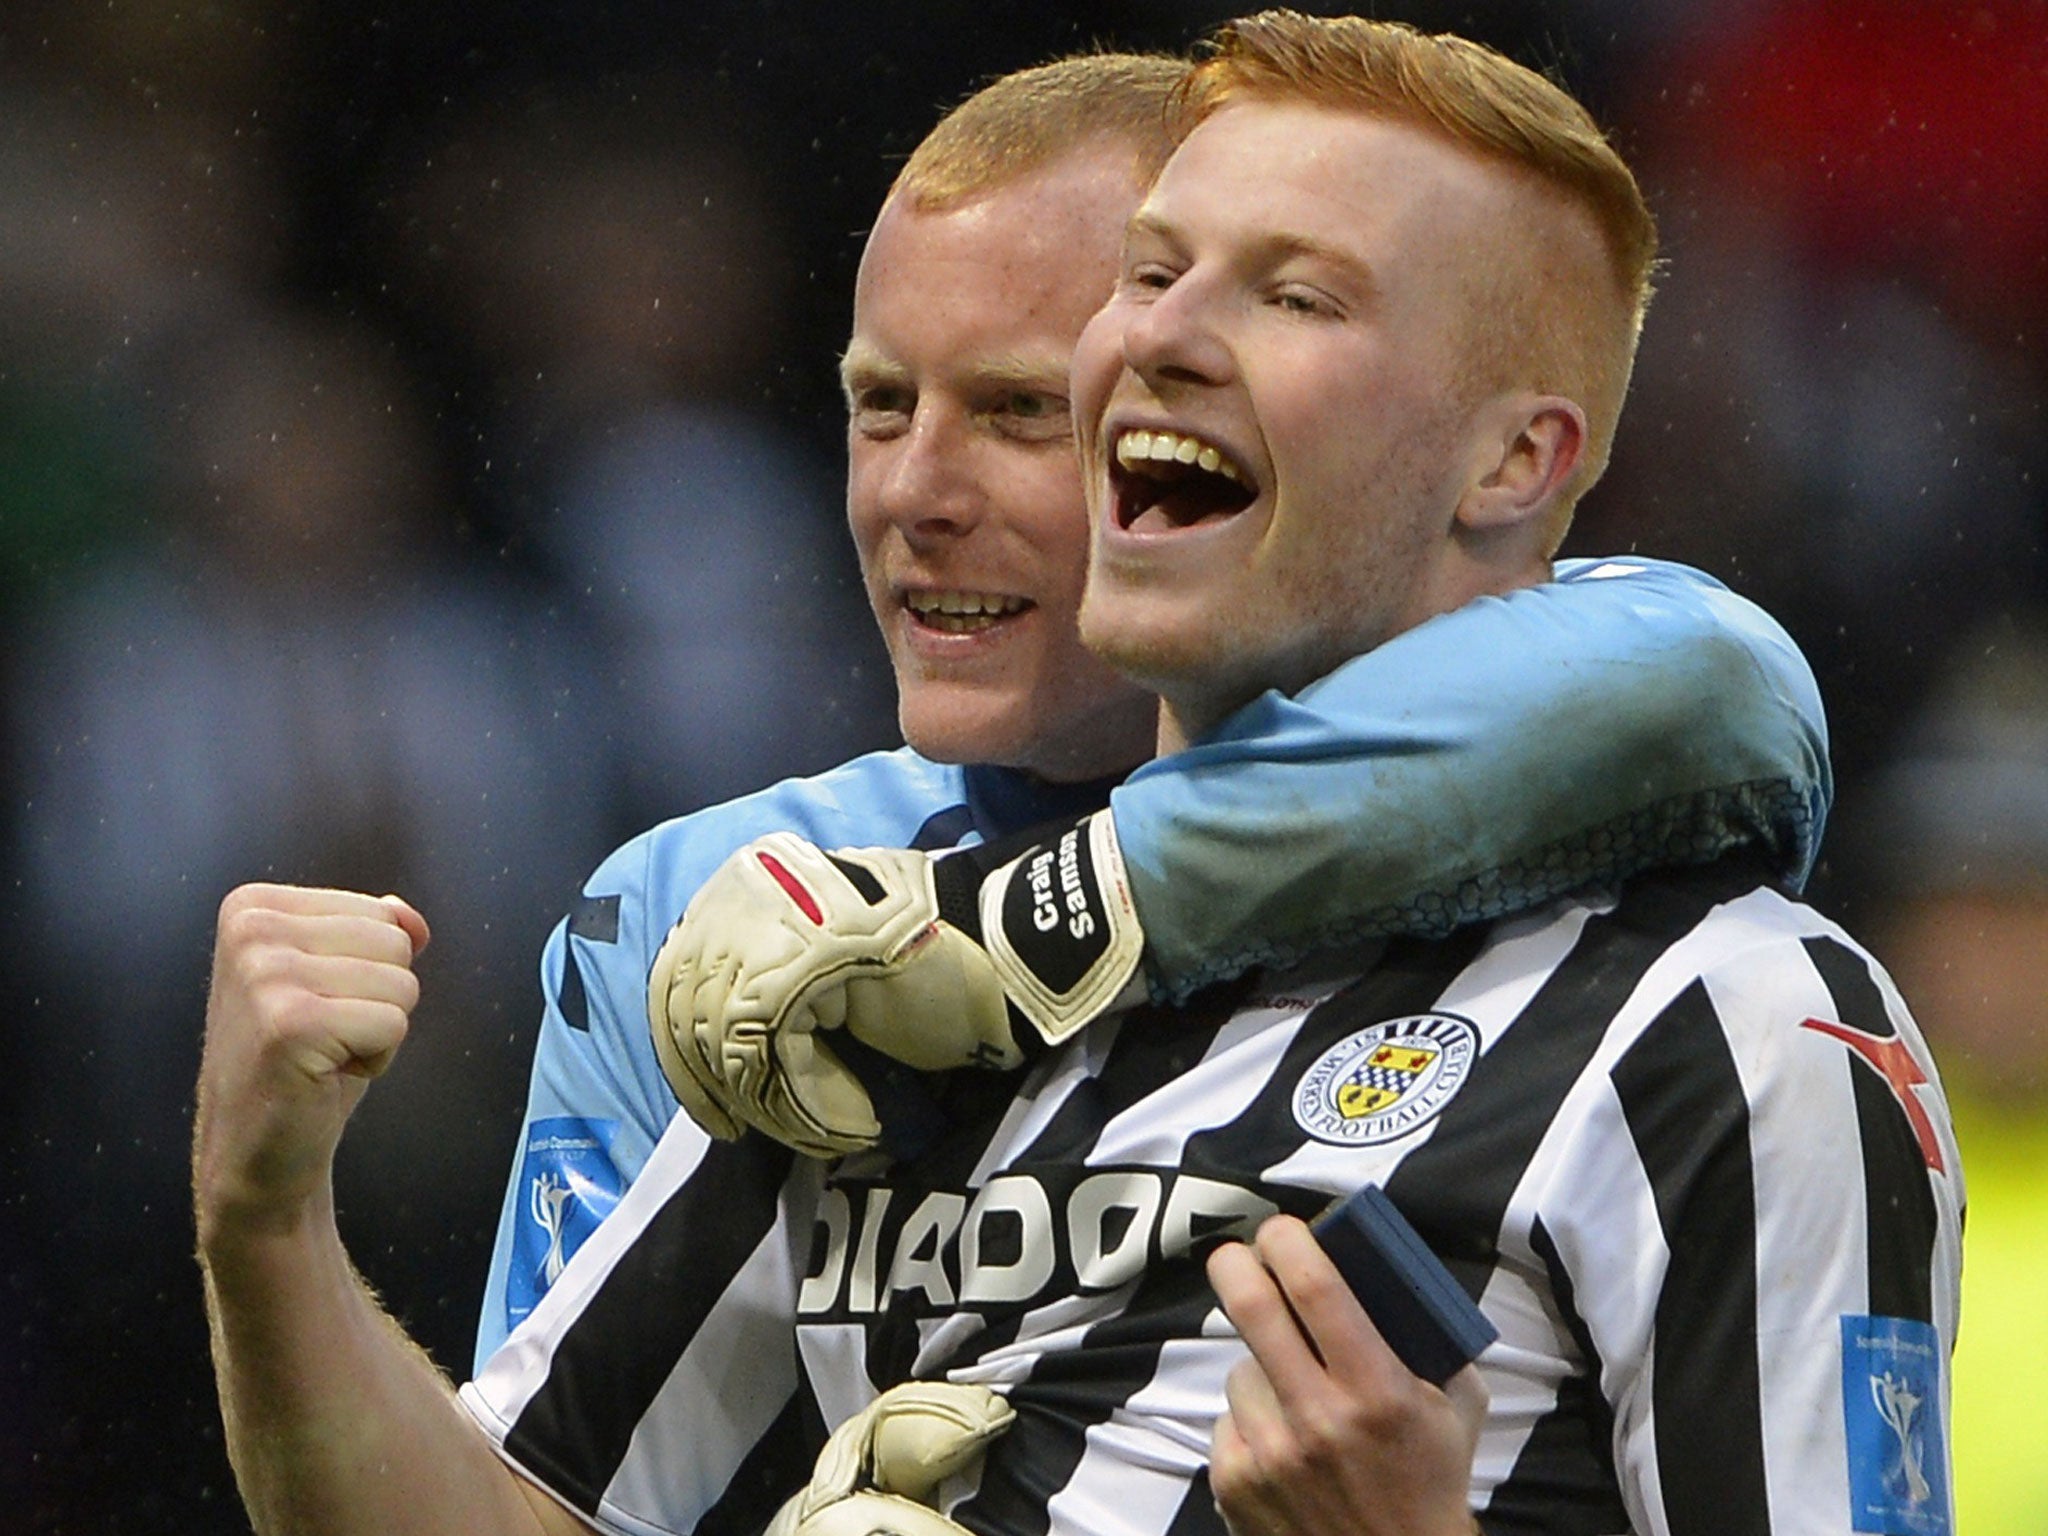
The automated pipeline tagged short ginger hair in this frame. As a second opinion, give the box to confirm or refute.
[1173,11,1658,530]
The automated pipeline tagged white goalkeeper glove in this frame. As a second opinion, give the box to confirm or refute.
[648,810,1145,1157]
[762,1381,1016,1536]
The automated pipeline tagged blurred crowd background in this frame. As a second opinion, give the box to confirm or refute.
[0,0,2040,1530]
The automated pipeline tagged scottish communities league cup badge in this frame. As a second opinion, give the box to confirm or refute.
[508,1116,625,1329]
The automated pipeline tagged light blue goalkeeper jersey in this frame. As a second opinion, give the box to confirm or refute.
[475,555,1828,1367]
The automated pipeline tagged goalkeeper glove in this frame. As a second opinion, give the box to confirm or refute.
[763,1381,1016,1536]
[648,809,1145,1158]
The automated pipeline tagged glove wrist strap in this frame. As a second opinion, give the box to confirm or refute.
[962,809,1146,1048]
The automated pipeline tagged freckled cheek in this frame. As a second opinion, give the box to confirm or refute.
[845,439,885,528]
[847,530,889,618]
[845,481,893,615]
[1039,551,1091,626]
[1006,457,1092,552]
[1069,309,1127,446]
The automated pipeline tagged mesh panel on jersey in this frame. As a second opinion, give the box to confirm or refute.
[1159,778,1816,1004]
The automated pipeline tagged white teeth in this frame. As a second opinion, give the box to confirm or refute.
[908,591,1027,617]
[1114,428,1243,483]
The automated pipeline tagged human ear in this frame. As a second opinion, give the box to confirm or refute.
[1456,395,1586,533]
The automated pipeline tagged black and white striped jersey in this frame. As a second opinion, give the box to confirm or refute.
[462,857,1962,1536]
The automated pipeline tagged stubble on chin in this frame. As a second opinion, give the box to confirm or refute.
[1079,591,1253,741]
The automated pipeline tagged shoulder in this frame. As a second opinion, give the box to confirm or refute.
[551,748,969,980]
[1456,858,1880,1094]
[1541,859,1860,1028]
[1547,864,1944,1148]
[525,745,972,1116]
[1599,864,1887,1030]
[1485,863,1958,1234]
[1544,556,1807,683]
[1550,554,1727,593]
[588,746,966,907]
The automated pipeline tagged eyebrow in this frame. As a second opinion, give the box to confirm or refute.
[1123,209,1180,249]
[838,341,1070,404]
[838,340,902,405]
[1125,210,1383,304]
[965,353,1071,393]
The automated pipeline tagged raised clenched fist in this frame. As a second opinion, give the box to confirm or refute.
[193,883,430,1240]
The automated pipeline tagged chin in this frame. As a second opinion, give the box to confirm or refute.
[892,676,1026,764]
[1078,605,1219,703]
[899,713,1013,768]
[900,688,1155,781]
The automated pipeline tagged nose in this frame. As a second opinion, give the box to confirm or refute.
[1120,277,1234,392]
[869,404,985,545]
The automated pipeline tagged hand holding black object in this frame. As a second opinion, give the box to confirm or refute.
[1205,1212,1487,1536]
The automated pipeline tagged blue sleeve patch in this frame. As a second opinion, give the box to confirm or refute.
[507,1116,625,1333]
[1841,1314,1951,1534]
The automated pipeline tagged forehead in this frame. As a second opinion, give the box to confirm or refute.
[1140,101,1520,282]
[847,149,1144,379]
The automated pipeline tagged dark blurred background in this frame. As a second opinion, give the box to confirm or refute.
[0,1,2041,1530]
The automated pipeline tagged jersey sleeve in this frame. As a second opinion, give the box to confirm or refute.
[474,836,685,1369]
[1536,911,1961,1534]
[1110,556,1832,1002]
[462,1117,818,1536]
[475,751,979,1371]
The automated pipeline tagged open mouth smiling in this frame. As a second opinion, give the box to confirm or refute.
[1111,428,1258,532]
[905,590,1033,634]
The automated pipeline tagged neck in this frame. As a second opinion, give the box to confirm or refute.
[1154,694,1231,758]
[1148,558,1558,758]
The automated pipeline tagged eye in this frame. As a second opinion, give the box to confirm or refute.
[1124,262,1179,295]
[1270,284,1341,319]
[846,383,913,439]
[984,389,1072,442]
[1002,391,1058,419]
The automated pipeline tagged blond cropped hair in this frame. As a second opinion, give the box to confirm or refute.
[889,51,1185,213]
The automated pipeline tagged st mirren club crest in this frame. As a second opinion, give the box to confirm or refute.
[1294,1013,1480,1146]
